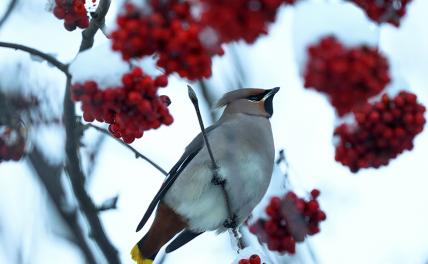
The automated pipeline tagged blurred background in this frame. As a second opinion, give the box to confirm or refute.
[1,0,428,263]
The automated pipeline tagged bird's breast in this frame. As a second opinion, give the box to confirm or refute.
[163,114,275,232]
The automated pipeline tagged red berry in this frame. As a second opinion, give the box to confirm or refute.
[110,2,223,80]
[249,254,261,264]
[249,190,326,255]
[351,0,413,26]
[52,0,89,31]
[334,91,425,172]
[310,189,320,198]
[72,67,174,143]
[304,36,390,116]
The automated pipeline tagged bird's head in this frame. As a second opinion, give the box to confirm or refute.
[216,87,280,118]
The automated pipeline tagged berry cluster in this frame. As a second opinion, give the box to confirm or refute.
[304,36,391,116]
[200,0,296,44]
[0,126,26,163]
[249,190,326,254]
[53,0,90,31]
[71,67,173,143]
[335,91,426,172]
[352,0,413,26]
[238,254,262,264]
[111,1,223,80]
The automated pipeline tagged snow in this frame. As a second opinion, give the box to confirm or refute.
[1,0,428,263]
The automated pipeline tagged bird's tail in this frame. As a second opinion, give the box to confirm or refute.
[131,203,187,264]
[130,243,153,264]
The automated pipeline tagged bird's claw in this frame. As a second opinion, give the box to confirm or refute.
[211,171,226,186]
[223,214,238,229]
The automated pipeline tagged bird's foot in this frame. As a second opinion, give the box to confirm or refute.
[223,214,238,229]
[211,171,226,186]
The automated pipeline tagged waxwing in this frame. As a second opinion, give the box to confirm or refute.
[131,87,280,264]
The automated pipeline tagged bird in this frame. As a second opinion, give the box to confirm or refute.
[131,87,280,264]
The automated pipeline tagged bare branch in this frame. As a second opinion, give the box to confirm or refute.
[79,0,111,52]
[0,41,69,75]
[85,123,168,176]
[187,85,219,171]
[63,76,121,264]
[0,0,18,29]
[27,147,97,264]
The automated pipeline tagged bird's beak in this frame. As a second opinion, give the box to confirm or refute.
[263,87,280,99]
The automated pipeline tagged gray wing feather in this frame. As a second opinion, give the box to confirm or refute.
[135,124,219,232]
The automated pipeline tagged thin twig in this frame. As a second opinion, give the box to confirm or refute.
[27,147,97,264]
[187,85,219,170]
[85,123,168,176]
[63,76,121,264]
[0,0,18,28]
[187,84,244,250]
[79,0,111,52]
[0,0,18,29]
[0,41,69,75]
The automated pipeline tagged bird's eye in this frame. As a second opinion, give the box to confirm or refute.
[247,94,264,101]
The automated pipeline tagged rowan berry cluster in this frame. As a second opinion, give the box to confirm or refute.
[0,126,26,162]
[238,254,262,264]
[304,36,391,116]
[249,190,326,254]
[200,0,296,44]
[351,0,413,26]
[335,91,426,172]
[110,1,223,80]
[71,67,172,143]
[52,0,91,31]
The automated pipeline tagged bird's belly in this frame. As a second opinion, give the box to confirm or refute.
[163,155,271,232]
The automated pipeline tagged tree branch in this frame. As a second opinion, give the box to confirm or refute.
[85,123,168,176]
[27,147,97,264]
[79,0,111,52]
[0,0,18,29]
[0,41,69,75]
[63,76,121,264]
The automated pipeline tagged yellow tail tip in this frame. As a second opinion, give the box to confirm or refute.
[131,245,153,264]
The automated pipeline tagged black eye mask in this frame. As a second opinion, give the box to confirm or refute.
[246,90,270,101]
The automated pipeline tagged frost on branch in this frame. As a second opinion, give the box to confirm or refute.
[249,190,326,255]
[335,91,426,172]
[71,67,173,144]
[304,36,390,116]
[351,0,414,27]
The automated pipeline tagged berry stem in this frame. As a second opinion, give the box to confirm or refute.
[85,123,168,176]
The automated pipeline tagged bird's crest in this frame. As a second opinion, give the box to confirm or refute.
[215,88,266,108]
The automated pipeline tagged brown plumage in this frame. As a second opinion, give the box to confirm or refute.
[136,202,187,259]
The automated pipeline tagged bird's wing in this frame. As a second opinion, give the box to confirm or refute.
[136,124,219,232]
[165,230,203,253]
